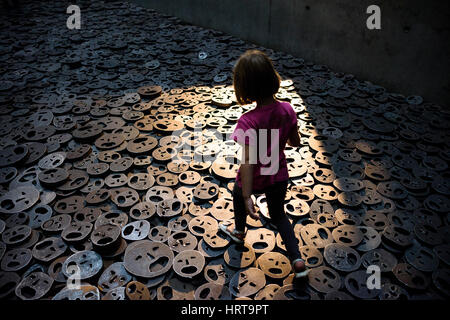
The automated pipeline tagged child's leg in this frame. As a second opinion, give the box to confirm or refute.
[265,181,301,261]
[232,182,247,233]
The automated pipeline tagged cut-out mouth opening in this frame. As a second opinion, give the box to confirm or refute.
[338,237,352,244]
[7,261,20,268]
[100,192,109,199]
[35,206,49,215]
[394,226,411,236]
[199,288,210,299]
[127,283,136,294]
[4,171,15,180]
[149,256,169,272]
[162,286,173,299]
[97,237,113,245]
[268,268,282,275]
[65,232,82,239]
[35,240,52,250]
[84,291,95,299]
[181,265,198,274]
[151,228,160,237]
[193,226,205,234]
[1,199,15,210]
[122,226,135,236]
[131,209,141,218]
[171,201,181,211]
[172,233,187,240]
[70,177,86,187]
[319,216,328,224]
[9,234,26,242]
[347,253,358,265]
[317,228,329,240]
[252,242,268,250]
[105,212,120,219]
[347,278,360,292]
[150,196,163,203]
[342,219,356,225]
[180,220,188,228]
[307,257,319,265]
[206,269,218,281]
[371,172,384,179]
[19,286,36,299]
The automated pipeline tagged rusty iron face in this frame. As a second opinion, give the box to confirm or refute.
[274,283,321,300]
[125,281,152,300]
[229,267,266,298]
[62,250,103,280]
[32,237,67,262]
[204,258,235,285]
[98,262,132,293]
[1,247,33,272]
[90,224,121,252]
[0,272,21,299]
[361,248,398,273]
[148,225,171,243]
[121,220,151,241]
[172,249,205,278]
[245,228,276,254]
[61,221,93,243]
[188,216,218,237]
[168,231,198,253]
[324,243,361,272]
[156,276,195,300]
[0,186,40,214]
[256,252,291,279]
[194,282,231,300]
[224,243,256,269]
[307,266,342,294]
[124,240,174,278]
[393,263,431,291]
[15,271,54,300]
[52,285,100,300]
[2,225,32,246]
[344,270,382,299]
[101,287,126,300]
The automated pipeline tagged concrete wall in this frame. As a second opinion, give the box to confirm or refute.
[132,0,450,106]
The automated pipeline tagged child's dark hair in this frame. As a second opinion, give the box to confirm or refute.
[233,50,281,105]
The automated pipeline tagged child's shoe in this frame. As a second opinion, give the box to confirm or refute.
[292,258,309,278]
[218,221,245,244]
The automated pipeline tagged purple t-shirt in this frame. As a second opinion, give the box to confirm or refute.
[230,100,297,191]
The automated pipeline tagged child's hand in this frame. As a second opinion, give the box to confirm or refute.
[244,196,259,220]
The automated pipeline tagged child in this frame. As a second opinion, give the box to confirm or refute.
[219,50,308,278]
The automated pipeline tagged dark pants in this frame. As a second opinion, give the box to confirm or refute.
[232,180,301,261]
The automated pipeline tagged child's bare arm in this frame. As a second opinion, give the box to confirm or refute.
[287,123,301,147]
[240,143,254,199]
[239,143,258,219]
